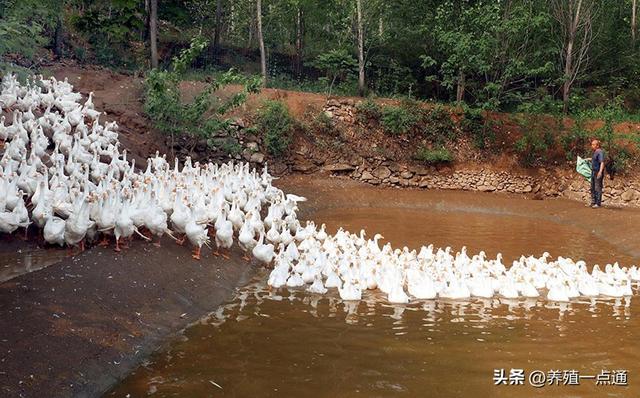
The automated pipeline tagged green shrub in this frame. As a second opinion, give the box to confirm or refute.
[414,147,453,164]
[143,37,261,155]
[460,107,496,149]
[381,105,418,135]
[257,100,293,156]
[221,138,242,156]
[0,0,54,61]
[611,147,632,172]
[69,1,144,68]
[310,49,358,95]
[560,117,590,160]
[355,98,382,123]
[515,90,564,115]
[513,115,555,166]
[269,73,359,97]
[312,111,335,135]
[421,105,456,144]
[590,98,635,172]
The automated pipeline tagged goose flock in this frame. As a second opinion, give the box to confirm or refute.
[0,72,639,305]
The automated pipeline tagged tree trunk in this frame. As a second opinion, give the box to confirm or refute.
[229,2,235,35]
[456,71,465,103]
[213,0,223,54]
[562,38,574,114]
[356,0,365,96]
[633,0,637,44]
[143,0,150,41]
[54,14,63,59]
[295,8,304,77]
[562,0,581,114]
[257,0,267,86]
[150,0,158,69]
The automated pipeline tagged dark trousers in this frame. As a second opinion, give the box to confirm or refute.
[590,171,604,206]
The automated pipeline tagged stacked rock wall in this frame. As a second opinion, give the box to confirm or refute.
[317,99,640,208]
[344,161,640,207]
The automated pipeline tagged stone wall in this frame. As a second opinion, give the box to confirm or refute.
[317,98,640,208]
[338,161,640,207]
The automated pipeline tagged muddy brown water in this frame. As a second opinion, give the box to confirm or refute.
[105,177,640,397]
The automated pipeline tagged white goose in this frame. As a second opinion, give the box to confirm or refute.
[252,232,275,265]
[238,213,258,261]
[214,208,234,259]
[185,215,210,260]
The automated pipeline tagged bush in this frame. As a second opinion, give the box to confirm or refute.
[610,147,632,172]
[421,105,456,144]
[310,49,358,95]
[560,117,590,160]
[69,1,145,68]
[513,115,556,166]
[514,134,549,166]
[460,107,496,149]
[311,111,335,135]
[143,37,261,155]
[515,89,564,115]
[221,138,242,156]
[381,104,418,135]
[576,95,626,122]
[589,98,635,172]
[257,100,293,156]
[414,147,453,164]
[0,0,55,61]
[355,98,382,124]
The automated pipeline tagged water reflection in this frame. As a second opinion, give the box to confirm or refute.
[107,184,640,398]
[108,272,639,397]
[0,241,68,282]
[213,272,636,328]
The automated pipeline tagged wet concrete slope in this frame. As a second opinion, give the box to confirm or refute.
[0,242,254,398]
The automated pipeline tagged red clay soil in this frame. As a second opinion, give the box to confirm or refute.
[40,64,640,176]
[0,239,255,398]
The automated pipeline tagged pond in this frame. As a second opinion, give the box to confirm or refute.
[107,178,639,397]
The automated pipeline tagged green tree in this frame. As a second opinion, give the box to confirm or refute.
[310,49,358,95]
[0,0,58,61]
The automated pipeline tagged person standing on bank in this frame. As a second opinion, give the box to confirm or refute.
[590,139,605,208]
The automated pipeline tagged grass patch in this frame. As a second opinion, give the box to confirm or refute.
[381,104,418,135]
[414,147,453,164]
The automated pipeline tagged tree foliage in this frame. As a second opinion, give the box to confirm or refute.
[3,0,640,114]
[144,36,262,154]
[0,0,58,60]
